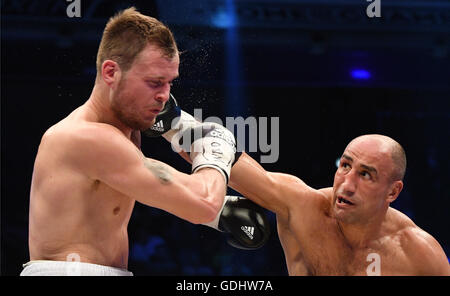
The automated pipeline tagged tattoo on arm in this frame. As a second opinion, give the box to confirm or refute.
[143,158,172,184]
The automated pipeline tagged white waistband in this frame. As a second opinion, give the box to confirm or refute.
[20,260,133,276]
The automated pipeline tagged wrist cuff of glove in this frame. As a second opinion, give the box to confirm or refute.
[192,164,229,184]
[201,195,228,231]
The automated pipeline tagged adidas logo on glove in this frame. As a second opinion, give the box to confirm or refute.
[241,226,254,240]
[151,120,165,132]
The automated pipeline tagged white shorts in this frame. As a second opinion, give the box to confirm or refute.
[20,260,133,276]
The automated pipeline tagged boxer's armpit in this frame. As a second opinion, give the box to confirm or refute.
[143,158,172,184]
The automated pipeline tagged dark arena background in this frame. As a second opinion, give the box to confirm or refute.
[2,0,449,276]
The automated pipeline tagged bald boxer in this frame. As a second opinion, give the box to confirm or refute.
[21,7,269,276]
[150,101,449,275]
[229,135,450,275]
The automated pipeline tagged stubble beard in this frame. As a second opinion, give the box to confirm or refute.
[110,79,154,131]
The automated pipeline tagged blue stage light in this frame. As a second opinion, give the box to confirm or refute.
[211,10,237,29]
[351,69,371,80]
[221,0,246,117]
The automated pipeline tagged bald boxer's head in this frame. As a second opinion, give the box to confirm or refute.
[332,134,406,224]
[94,7,180,130]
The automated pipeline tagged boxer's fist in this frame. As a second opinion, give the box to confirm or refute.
[142,93,201,153]
[187,123,237,183]
[143,93,241,182]
[204,196,271,250]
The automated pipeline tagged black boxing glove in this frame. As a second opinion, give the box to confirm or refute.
[203,196,271,250]
[143,93,209,154]
[143,93,242,181]
[143,93,182,137]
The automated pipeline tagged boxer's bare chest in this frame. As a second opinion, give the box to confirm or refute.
[88,179,135,223]
[279,217,411,275]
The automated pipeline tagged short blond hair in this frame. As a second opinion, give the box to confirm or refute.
[96,7,178,78]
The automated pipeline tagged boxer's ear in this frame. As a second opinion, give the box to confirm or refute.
[387,180,403,203]
[101,60,120,88]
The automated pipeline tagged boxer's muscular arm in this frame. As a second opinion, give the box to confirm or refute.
[148,97,322,220]
[68,124,226,225]
[228,152,318,221]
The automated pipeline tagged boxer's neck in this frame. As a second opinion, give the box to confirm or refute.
[85,82,132,138]
[336,209,388,249]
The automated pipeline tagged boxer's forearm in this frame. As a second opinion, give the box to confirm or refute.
[188,168,228,222]
[177,151,292,217]
[142,156,226,224]
[228,152,288,216]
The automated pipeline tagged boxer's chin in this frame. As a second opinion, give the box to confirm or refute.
[333,208,358,225]
[112,106,152,131]
[142,114,158,129]
[130,118,154,131]
[118,112,150,131]
[141,118,156,131]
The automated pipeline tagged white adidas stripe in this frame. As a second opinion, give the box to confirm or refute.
[241,226,255,239]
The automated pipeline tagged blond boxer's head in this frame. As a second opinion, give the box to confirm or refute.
[95,7,179,130]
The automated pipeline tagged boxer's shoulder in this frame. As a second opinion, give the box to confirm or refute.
[386,209,449,274]
[45,118,125,145]
[43,105,125,141]
[68,123,135,160]
[397,225,449,274]
[39,120,133,169]
[399,224,441,257]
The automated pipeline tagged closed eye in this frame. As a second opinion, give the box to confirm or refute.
[147,80,162,88]
[147,79,177,88]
